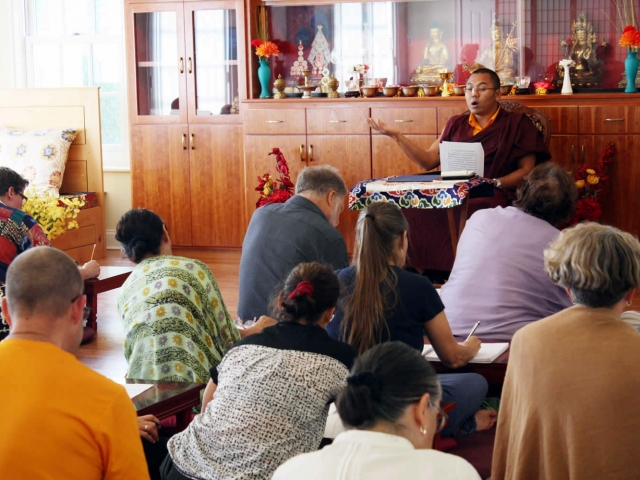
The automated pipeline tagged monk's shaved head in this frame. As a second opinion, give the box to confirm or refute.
[6,247,83,320]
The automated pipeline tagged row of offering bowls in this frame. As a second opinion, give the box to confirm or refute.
[360,84,468,98]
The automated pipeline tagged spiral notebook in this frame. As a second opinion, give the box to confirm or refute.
[422,343,509,364]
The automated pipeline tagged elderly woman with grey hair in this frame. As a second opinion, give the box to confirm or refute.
[492,222,640,480]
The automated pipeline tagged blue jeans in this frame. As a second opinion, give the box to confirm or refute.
[438,373,488,437]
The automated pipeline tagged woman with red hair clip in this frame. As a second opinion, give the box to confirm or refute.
[160,262,356,480]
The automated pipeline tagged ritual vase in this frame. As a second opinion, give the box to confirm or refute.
[258,60,271,98]
[624,51,639,94]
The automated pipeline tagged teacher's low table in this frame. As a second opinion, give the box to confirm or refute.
[349,176,493,256]
[84,266,133,332]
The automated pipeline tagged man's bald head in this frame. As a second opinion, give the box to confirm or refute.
[6,247,84,320]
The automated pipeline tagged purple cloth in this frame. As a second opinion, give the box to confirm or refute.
[440,206,571,341]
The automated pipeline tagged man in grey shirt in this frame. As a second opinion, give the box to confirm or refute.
[238,165,349,321]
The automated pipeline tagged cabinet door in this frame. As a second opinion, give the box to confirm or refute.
[130,125,192,246]
[184,1,246,124]
[536,106,578,135]
[189,125,245,247]
[580,135,639,237]
[372,135,438,177]
[579,106,640,135]
[548,135,580,172]
[308,135,372,253]
[370,108,438,135]
[125,3,188,124]
[243,135,307,228]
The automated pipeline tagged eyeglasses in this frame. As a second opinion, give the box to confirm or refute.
[70,293,91,322]
[465,86,499,94]
[432,402,449,433]
[17,192,28,205]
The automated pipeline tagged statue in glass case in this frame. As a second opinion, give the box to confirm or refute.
[555,12,604,88]
[411,26,450,85]
[466,18,517,83]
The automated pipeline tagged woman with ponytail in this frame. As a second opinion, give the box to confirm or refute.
[273,342,481,479]
[327,202,495,436]
[160,262,357,480]
[115,209,270,384]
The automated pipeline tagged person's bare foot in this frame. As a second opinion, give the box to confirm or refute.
[475,409,497,432]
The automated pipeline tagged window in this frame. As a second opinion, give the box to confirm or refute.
[24,0,128,169]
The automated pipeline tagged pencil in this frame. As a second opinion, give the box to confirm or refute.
[90,243,96,261]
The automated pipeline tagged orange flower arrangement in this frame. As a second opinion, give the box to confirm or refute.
[619,25,640,49]
[251,39,280,61]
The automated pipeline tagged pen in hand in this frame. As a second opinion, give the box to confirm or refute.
[465,321,481,341]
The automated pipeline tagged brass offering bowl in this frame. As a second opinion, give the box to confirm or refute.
[361,86,379,98]
[452,85,466,96]
[402,85,419,97]
[423,85,439,97]
[382,86,400,97]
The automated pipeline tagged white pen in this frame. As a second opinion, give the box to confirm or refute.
[465,321,481,341]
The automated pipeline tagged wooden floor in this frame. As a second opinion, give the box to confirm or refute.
[76,248,242,378]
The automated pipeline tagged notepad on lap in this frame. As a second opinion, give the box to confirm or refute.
[422,343,509,363]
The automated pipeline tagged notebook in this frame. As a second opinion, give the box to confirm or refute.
[391,173,441,182]
[422,342,509,364]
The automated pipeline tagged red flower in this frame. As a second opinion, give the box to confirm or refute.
[255,148,294,208]
[623,25,636,33]
[251,39,263,47]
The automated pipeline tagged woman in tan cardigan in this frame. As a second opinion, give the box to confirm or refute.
[492,222,640,480]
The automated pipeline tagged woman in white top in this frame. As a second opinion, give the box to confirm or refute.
[273,341,480,480]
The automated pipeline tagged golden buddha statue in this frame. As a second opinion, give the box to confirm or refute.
[411,27,450,85]
[465,18,517,84]
[556,12,603,88]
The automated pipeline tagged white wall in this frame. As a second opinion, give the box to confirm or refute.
[0,0,15,88]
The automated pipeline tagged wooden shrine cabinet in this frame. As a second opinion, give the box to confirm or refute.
[243,96,640,243]
[243,104,371,252]
[125,0,247,247]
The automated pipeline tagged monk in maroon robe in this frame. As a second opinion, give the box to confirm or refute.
[368,68,550,274]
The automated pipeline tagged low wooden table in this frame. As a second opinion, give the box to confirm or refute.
[84,266,133,332]
[129,380,206,432]
[427,339,510,386]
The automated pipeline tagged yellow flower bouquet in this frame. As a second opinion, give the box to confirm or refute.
[22,187,86,240]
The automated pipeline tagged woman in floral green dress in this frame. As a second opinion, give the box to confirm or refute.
[115,209,262,383]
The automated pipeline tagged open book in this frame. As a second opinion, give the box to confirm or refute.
[422,343,509,364]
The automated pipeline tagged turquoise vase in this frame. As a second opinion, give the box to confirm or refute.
[624,51,638,93]
[258,60,271,98]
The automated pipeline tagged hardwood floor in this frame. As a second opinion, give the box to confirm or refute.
[76,248,241,378]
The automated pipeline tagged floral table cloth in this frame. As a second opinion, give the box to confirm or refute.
[349,176,491,210]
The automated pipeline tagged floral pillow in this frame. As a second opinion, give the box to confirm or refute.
[0,126,77,196]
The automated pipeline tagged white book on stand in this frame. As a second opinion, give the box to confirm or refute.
[422,343,509,364]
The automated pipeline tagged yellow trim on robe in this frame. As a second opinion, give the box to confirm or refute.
[469,107,501,136]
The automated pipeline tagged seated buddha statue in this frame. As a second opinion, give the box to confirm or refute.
[465,20,516,84]
[411,27,451,85]
[555,12,603,88]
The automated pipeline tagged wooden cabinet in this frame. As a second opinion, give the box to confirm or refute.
[130,125,193,245]
[244,106,371,253]
[126,0,247,246]
[372,135,437,177]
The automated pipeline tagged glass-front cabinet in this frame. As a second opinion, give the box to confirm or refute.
[253,0,632,96]
[126,1,245,124]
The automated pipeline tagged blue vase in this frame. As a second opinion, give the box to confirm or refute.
[258,60,271,98]
[624,51,638,93]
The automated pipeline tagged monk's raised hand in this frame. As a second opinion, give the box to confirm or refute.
[367,118,400,139]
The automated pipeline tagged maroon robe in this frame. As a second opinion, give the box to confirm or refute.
[405,108,550,272]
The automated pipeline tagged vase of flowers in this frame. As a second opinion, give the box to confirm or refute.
[251,39,280,98]
[566,142,615,226]
[255,148,294,208]
[619,25,640,93]
[22,187,86,240]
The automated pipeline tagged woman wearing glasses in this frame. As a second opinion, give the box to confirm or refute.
[273,342,481,479]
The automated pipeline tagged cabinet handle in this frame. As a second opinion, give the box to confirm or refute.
[604,118,624,122]
[182,134,186,150]
[179,57,184,74]
[190,133,195,150]
[266,120,283,123]
[309,144,313,162]
[570,145,575,165]
[581,145,585,164]
[188,57,192,74]
[300,144,305,162]
[395,119,413,123]
[329,120,347,123]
